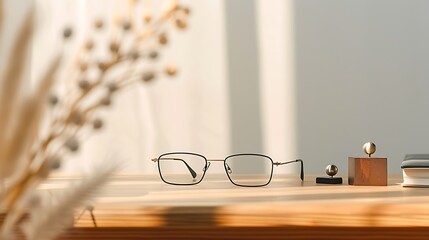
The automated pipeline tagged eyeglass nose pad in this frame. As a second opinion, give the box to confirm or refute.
[225,163,232,174]
[203,162,211,172]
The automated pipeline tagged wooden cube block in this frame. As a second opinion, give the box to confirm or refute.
[348,157,387,186]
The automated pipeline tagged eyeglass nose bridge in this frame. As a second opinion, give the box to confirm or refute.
[225,162,232,174]
[202,162,211,172]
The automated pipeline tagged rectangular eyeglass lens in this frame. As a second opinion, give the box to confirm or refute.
[225,155,272,186]
[158,153,206,185]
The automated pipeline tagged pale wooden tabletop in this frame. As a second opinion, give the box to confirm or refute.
[40,174,429,228]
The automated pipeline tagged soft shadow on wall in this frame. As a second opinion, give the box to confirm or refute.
[224,0,298,175]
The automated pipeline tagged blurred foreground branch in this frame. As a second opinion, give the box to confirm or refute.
[0,1,190,239]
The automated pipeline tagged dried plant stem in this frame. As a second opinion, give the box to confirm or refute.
[137,17,168,41]
[48,126,82,164]
[69,79,102,112]
[22,163,117,240]
[67,54,124,112]
[0,0,3,32]
[32,41,129,168]
[10,55,62,166]
[31,68,108,164]
[1,1,190,239]
[0,10,32,116]
[2,56,62,216]
[0,12,33,174]
[117,77,142,90]
[3,170,37,211]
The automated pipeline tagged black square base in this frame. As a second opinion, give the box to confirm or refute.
[316,177,343,184]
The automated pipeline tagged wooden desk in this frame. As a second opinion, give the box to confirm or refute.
[41,174,429,239]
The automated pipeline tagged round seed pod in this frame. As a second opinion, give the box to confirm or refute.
[98,62,108,71]
[65,137,79,152]
[63,27,73,39]
[109,42,119,53]
[142,72,155,82]
[48,94,59,106]
[149,51,158,60]
[129,51,140,60]
[107,82,119,93]
[27,194,41,207]
[144,13,152,23]
[48,156,62,170]
[80,62,88,72]
[183,7,190,15]
[175,19,187,29]
[159,33,168,45]
[122,21,132,31]
[100,95,112,106]
[85,40,94,51]
[78,79,90,90]
[70,111,85,125]
[165,65,177,76]
[93,118,103,130]
[94,19,104,29]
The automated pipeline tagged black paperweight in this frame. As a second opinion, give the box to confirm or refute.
[316,164,343,184]
[316,177,343,184]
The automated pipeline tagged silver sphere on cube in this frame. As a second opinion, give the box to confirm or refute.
[363,142,376,157]
[325,164,338,177]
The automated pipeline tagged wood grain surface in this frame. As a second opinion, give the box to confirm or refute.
[11,174,429,239]
[348,157,388,186]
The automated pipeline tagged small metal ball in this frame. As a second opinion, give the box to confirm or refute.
[363,142,376,157]
[325,164,338,177]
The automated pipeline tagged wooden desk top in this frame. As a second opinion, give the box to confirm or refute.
[40,174,429,239]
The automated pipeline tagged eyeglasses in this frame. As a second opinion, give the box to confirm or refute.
[151,152,304,187]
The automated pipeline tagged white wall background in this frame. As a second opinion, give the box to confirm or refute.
[3,0,429,176]
[293,0,429,174]
[256,0,297,174]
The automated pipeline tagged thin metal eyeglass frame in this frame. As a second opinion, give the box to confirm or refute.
[152,152,304,187]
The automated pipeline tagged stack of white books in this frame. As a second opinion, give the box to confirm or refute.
[402,154,429,187]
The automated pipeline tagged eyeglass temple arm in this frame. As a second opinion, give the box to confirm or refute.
[273,159,304,181]
[152,158,197,178]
